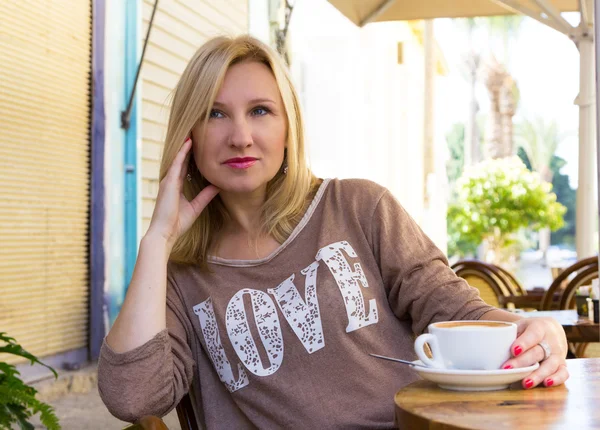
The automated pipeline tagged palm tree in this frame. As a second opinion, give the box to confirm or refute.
[483,16,524,67]
[515,117,570,261]
[515,118,567,183]
[482,57,518,158]
[272,0,295,66]
[479,16,524,159]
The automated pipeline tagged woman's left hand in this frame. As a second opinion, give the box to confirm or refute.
[502,317,569,389]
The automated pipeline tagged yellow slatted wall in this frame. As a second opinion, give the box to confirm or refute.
[0,1,91,363]
[140,0,248,233]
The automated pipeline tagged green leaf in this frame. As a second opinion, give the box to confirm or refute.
[0,362,19,379]
[0,333,58,379]
[6,404,34,430]
[0,332,61,429]
[34,402,61,430]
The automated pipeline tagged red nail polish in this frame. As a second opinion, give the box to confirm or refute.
[514,346,523,356]
[546,379,554,387]
[524,379,534,389]
[503,364,513,370]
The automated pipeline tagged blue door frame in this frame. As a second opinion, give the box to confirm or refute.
[90,0,141,358]
[124,0,140,289]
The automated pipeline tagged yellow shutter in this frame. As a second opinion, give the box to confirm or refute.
[0,1,91,363]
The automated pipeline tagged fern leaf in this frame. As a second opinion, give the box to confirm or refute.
[33,402,61,430]
[5,403,34,430]
[0,332,61,429]
[0,362,19,379]
[0,340,57,378]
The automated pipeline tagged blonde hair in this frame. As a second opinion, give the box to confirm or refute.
[159,35,318,268]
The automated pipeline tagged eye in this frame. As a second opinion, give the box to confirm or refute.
[251,106,270,116]
[209,109,224,119]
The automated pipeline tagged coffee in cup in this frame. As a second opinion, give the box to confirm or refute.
[414,320,517,370]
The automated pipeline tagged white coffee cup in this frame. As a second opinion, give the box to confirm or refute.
[414,320,517,370]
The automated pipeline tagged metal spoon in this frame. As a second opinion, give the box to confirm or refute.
[369,353,428,368]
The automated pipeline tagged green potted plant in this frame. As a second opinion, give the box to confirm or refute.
[0,332,60,429]
[448,156,566,265]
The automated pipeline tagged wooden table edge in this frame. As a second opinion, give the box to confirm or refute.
[394,358,600,430]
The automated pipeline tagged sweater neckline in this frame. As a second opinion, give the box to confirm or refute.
[207,178,331,267]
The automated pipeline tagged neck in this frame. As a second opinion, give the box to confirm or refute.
[219,187,267,237]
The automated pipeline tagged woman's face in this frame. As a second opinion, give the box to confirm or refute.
[191,61,287,196]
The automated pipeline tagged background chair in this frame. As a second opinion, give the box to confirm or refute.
[124,395,196,430]
[451,260,543,310]
[493,264,528,296]
[451,260,512,308]
[175,394,198,430]
[553,259,599,358]
[540,256,598,310]
[124,416,169,430]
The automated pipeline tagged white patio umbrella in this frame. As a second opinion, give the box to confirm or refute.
[328,0,597,259]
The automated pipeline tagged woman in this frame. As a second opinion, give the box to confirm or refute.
[98,35,569,429]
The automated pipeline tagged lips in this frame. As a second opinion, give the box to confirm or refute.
[223,157,258,169]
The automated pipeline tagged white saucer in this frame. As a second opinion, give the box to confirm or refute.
[412,360,540,391]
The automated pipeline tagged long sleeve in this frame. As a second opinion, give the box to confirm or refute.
[97,275,196,423]
[369,190,495,335]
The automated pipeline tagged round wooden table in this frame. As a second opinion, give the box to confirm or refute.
[394,358,600,429]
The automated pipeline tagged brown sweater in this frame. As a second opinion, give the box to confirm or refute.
[98,178,494,429]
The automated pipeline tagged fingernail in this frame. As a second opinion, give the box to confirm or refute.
[546,379,554,387]
[524,379,534,389]
[185,137,191,143]
[503,364,513,370]
[514,346,523,356]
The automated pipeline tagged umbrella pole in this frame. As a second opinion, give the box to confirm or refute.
[575,28,597,259]
[596,0,600,262]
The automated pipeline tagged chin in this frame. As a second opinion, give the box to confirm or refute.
[211,174,274,195]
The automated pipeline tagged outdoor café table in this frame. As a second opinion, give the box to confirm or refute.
[520,309,599,343]
[394,358,600,430]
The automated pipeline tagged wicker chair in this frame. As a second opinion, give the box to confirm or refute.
[451,260,512,308]
[493,264,528,296]
[124,394,197,430]
[540,256,598,310]
[175,394,198,430]
[124,416,168,430]
[452,260,546,310]
[552,258,599,358]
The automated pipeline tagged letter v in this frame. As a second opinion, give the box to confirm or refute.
[268,261,325,354]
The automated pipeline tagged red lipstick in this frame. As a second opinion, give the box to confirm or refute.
[223,157,258,169]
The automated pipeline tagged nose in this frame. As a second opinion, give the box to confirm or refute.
[229,117,253,149]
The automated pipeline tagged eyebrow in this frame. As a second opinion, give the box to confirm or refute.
[212,98,276,107]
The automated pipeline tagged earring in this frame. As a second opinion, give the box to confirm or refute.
[283,164,288,175]
[186,173,192,182]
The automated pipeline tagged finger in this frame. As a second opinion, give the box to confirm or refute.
[511,322,545,359]
[521,354,563,389]
[540,363,569,388]
[502,343,545,369]
[189,185,220,215]
[179,137,193,183]
[168,137,192,180]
